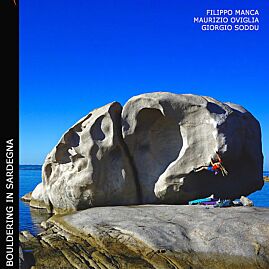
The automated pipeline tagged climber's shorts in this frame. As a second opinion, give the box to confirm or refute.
[208,166,214,172]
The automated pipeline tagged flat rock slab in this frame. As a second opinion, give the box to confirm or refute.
[46,205,269,269]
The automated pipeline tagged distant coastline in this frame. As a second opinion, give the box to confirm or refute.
[18,165,269,182]
[19,165,42,170]
[17,165,269,174]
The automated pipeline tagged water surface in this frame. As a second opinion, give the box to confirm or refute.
[19,165,50,235]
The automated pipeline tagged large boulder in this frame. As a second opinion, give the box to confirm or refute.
[36,92,263,213]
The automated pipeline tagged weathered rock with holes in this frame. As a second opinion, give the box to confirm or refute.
[41,102,139,213]
[30,92,263,213]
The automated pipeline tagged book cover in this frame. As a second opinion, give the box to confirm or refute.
[1,0,268,268]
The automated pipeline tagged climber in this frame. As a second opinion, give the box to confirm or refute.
[193,153,228,176]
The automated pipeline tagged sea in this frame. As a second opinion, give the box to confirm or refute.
[19,165,269,236]
[19,165,49,235]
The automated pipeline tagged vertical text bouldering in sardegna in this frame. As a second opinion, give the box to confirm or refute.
[6,139,14,267]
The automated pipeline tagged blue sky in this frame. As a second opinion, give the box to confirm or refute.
[20,0,268,170]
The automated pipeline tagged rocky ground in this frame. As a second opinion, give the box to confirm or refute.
[20,205,269,269]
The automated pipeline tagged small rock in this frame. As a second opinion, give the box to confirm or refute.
[40,221,52,230]
[20,231,36,241]
[240,196,254,206]
[21,192,32,202]
[19,231,40,249]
